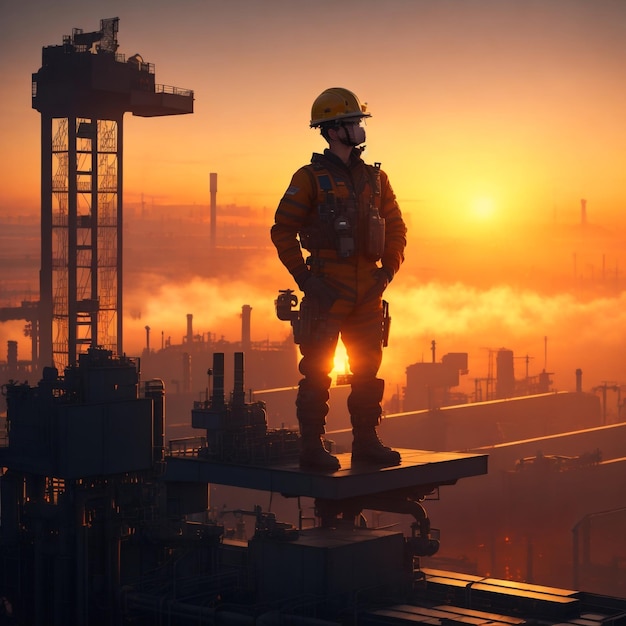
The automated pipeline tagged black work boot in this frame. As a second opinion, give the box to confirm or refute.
[351,427,401,467]
[296,377,339,471]
[348,377,399,466]
[299,433,340,472]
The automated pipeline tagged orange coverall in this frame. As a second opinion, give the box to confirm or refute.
[271,148,407,440]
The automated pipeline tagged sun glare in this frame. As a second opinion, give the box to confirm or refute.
[471,196,496,221]
[332,341,350,380]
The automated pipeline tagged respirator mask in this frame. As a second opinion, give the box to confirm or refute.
[339,120,366,147]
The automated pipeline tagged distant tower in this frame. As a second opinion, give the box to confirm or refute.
[495,348,515,399]
[32,17,193,371]
[241,304,252,353]
[581,198,587,226]
[209,172,218,249]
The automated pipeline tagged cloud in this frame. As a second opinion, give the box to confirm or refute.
[122,275,626,395]
[123,275,288,354]
[383,282,626,393]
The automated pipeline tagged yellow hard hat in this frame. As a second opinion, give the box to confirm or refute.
[310,87,371,128]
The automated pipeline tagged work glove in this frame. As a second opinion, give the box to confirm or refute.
[362,267,393,302]
[296,273,338,312]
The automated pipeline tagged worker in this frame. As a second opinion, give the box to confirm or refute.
[271,87,407,471]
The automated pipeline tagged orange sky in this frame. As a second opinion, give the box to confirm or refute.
[1,1,626,399]
[2,0,626,234]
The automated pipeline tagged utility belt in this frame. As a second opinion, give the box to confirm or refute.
[275,288,391,347]
[304,251,377,274]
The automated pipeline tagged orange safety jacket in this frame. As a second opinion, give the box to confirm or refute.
[271,149,406,286]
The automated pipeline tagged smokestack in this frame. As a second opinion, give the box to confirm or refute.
[233,351,245,406]
[145,325,151,351]
[576,368,583,393]
[186,314,193,344]
[241,304,252,352]
[7,340,17,375]
[211,352,225,408]
[210,172,217,249]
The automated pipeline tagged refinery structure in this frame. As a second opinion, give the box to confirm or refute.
[0,16,626,626]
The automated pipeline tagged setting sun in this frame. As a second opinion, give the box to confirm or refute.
[332,340,351,380]
[471,196,496,221]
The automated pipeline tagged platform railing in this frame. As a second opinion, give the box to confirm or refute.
[155,84,194,98]
[168,436,206,457]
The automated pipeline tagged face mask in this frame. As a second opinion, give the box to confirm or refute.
[340,121,366,147]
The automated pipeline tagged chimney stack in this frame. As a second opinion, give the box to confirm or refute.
[186,313,193,345]
[211,352,225,408]
[233,351,245,406]
[241,304,252,353]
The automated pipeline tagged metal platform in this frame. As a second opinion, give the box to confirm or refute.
[164,448,488,499]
